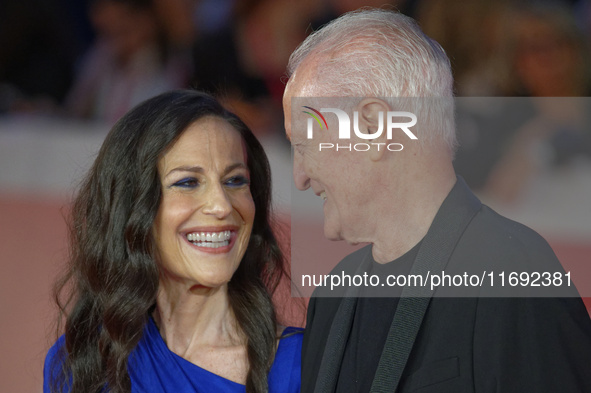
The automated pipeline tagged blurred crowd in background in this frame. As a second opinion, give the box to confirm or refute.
[3,0,591,118]
[1,0,591,202]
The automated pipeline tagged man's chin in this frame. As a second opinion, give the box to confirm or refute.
[323,224,343,242]
[323,224,362,246]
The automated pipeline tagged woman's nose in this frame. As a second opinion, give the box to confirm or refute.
[201,184,232,219]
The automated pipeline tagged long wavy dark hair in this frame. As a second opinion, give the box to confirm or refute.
[50,90,288,393]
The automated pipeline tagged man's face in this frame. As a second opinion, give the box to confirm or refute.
[283,73,371,244]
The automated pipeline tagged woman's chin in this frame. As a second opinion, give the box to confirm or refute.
[188,280,229,293]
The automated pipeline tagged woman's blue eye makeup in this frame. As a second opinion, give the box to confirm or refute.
[171,177,199,188]
[225,175,250,187]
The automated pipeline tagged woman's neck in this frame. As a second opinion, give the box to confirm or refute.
[153,281,243,358]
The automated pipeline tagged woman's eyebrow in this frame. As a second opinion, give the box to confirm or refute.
[165,166,204,178]
[165,163,248,178]
[223,163,248,175]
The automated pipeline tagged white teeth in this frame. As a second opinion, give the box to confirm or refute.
[187,230,232,243]
[191,240,230,248]
[320,191,327,201]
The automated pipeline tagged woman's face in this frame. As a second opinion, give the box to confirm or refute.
[153,116,255,290]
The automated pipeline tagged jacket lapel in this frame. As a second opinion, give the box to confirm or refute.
[371,177,482,392]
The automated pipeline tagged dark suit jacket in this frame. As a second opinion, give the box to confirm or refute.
[302,178,591,392]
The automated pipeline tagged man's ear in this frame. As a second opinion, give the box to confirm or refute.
[356,98,390,162]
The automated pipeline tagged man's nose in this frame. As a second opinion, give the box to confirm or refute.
[293,152,310,191]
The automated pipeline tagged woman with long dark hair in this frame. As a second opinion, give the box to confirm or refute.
[43,90,301,393]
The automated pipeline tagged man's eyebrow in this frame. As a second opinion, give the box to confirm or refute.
[164,163,248,178]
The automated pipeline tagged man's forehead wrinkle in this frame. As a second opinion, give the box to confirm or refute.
[289,55,327,97]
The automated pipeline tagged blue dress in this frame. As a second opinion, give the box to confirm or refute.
[43,318,302,392]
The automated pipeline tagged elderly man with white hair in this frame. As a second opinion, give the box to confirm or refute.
[283,9,591,393]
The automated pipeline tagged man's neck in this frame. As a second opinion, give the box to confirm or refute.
[371,172,456,263]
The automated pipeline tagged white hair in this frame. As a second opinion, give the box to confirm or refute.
[287,8,457,150]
